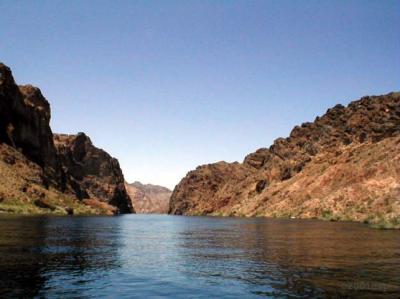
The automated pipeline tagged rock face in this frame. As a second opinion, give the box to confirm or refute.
[0,63,64,189]
[0,62,133,215]
[169,92,400,228]
[0,142,103,215]
[54,133,133,214]
[125,181,171,214]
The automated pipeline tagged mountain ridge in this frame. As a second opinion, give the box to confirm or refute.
[169,92,400,228]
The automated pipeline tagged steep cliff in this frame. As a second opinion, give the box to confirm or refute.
[169,92,400,228]
[0,142,103,215]
[0,63,133,215]
[125,181,171,214]
[0,63,64,189]
[54,133,133,214]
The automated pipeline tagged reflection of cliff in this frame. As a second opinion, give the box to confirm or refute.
[175,218,400,297]
[0,217,121,297]
[0,217,47,297]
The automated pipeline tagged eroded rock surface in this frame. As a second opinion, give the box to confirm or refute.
[169,93,400,227]
[0,63,64,189]
[0,63,133,214]
[0,141,103,215]
[54,133,133,214]
[125,181,171,214]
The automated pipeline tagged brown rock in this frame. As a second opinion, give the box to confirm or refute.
[169,92,400,226]
[125,181,171,214]
[0,63,133,215]
[34,198,56,211]
[169,161,256,215]
[54,133,134,214]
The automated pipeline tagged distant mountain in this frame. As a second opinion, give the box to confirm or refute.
[126,181,171,214]
[169,92,400,229]
[0,62,133,215]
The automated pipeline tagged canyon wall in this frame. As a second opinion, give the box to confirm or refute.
[125,181,171,214]
[0,63,133,215]
[169,93,400,228]
[54,133,133,214]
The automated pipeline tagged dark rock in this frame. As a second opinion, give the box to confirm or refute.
[0,63,65,189]
[0,62,134,215]
[281,168,292,181]
[34,198,56,211]
[359,132,367,143]
[54,133,134,214]
[3,152,16,165]
[255,180,267,193]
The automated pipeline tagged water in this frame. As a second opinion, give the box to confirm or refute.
[0,215,399,298]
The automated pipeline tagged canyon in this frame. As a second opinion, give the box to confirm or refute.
[1,61,399,227]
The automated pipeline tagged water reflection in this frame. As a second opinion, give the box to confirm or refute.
[0,215,399,298]
[174,217,400,298]
[0,216,122,297]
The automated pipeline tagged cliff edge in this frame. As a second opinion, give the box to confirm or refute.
[0,63,133,215]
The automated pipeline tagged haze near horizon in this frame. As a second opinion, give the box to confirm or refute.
[1,0,399,188]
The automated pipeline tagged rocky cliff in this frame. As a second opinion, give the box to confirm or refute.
[0,63,64,189]
[0,63,133,215]
[169,92,400,228]
[0,142,100,215]
[54,133,133,214]
[125,181,171,214]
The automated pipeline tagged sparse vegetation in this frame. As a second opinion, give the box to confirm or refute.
[169,93,400,229]
[0,144,108,216]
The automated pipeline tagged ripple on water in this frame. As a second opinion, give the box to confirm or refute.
[0,214,399,298]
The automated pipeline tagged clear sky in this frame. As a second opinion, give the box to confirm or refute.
[1,0,399,189]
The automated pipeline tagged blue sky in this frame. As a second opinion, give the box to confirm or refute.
[1,0,399,188]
